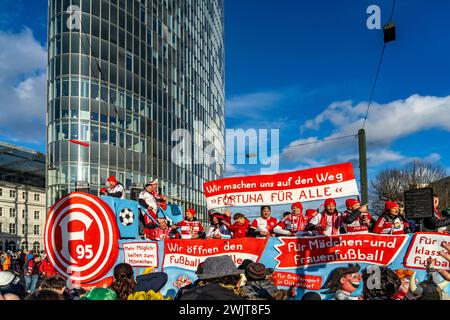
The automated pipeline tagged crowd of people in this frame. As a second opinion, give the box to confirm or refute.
[0,254,293,300]
[97,175,450,240]
[1,176,448,300]
[0,258,171,300]
[145,195,450,241]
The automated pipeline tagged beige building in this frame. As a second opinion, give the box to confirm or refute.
[0,181,46,252]
[0,140,46,253]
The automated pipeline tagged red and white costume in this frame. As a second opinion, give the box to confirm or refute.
[251,217,278,234]
[309,212,343,236]
[372,215,409,235]
[274,214,307,236]
[149,227,180,240]
[176,220,205,239]
[342,210,373,234]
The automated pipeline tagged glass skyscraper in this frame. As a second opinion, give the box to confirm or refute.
[46,0,225,222]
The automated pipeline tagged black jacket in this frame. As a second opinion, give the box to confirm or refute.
[176,283,244,300]
[423,209,450,231]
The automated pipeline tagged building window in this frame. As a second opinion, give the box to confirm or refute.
[22,224,26,235]
[34,211,40,220]
[0,223,2,233]
[9,224,16,234]
[34,194,40,202]
[9,208,16,218]
[0,188,2,196]
[22,192,26,199]
[126,52,133,71]
[33,241,40,252]
[34,225,39,236]
[0,207,2,217]
[10,190,16,198]
[22,210,26,219]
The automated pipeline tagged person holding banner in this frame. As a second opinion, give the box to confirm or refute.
[342,199,374,234]
[373,201,411,235]
[172,208,206,239]
[249,206,278,237]
[273,202,307,236]
[308,198,345,236]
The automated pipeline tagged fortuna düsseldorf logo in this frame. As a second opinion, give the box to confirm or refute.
[44,192,119,284]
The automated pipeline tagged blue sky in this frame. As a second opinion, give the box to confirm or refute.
[224,0,450,180]
[0,0,449,209]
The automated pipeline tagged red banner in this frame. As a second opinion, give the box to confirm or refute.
[203,162,359,209]
[274,234,408,269]
[162,238,269,271]
[272,272,322,290]
[404,232,450,270]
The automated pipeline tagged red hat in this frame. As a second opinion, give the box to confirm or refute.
[324,198,337,207]
[186,208,196,216]
[305,209,317,218]
[100,187,107,193]
[291,202,303,211]
[345,199,359,208]
[385,201,399,211]
[107,176,117,183]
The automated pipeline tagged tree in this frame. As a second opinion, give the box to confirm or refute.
[404,160,447,187]
[370,160,446,214]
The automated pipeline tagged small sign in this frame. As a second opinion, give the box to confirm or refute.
[123,242,158,267]
[404,188,434,219]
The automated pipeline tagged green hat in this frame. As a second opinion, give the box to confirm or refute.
[81,288,117,300]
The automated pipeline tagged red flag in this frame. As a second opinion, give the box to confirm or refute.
[69,139,90,147]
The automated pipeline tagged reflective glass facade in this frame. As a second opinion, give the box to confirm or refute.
[46,0,225,222]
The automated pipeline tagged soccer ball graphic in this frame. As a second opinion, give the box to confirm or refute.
[119,208,134,226]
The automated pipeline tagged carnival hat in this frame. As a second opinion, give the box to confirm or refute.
[197,255,244,280]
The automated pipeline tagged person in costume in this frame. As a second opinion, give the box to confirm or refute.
[308,198,345,236]
[206,212,231,239]
[172,208,206,239]
[223,213,250,238]
[273,202,307,236]
[148,218,180,240]
[373,200,411,234]
[341,198,374,234]
[105,176,124,198]
[423,193,450,232]
[392,269,416,300]
[249,206,278,237]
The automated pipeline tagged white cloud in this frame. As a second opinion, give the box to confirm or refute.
[226,91,283,119]
[225,86,318,122]
[282,94,450,168]
[0,28,47,144]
